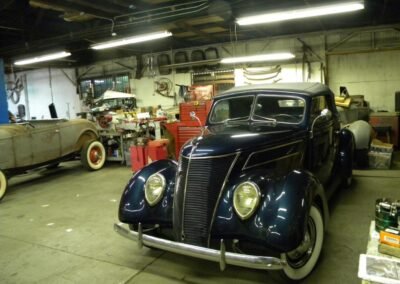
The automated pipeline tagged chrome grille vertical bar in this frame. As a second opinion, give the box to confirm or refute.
[207,152,240,246]
[180,143,197,241]
[181,153,237,246]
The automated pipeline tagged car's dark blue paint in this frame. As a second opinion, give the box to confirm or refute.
[118,82,353,256]
[212,169,322,252]
[118,159,177,226]
[338,128,355,178]
[181,125,307,158]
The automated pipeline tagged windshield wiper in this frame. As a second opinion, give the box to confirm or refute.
[224,117,249,125]
[253,115,277,125]
[252,120,277,127]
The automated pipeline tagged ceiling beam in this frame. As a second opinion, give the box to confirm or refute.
[29,0,115,18]
[65,0,126,15]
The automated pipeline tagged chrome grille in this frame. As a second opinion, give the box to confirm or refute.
[181,154,235,246]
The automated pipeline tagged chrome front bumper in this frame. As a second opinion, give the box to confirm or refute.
[114,222,286,271]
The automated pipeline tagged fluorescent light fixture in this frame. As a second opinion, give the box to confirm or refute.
[221,52,295,64]
[91,30,172,50]
[237,1,364,25]
[14,51,71,66]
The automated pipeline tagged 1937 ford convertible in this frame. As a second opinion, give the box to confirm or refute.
[114,83,354,281]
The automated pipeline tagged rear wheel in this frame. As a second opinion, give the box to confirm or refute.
[81,140,106,171]
[281,205,324,281]
[0,170,8,201]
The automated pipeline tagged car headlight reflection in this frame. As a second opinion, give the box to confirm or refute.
[144,173,166,206]
[233,181,261,220]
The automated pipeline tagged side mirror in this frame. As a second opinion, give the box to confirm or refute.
[320,108,332,120]
[189,111,206,137]
[310,108,332,138]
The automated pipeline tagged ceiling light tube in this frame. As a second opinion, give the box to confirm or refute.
[91,30,173,50]
[237,1,364,26]
[14,51,71,66]
[221,53,295,64]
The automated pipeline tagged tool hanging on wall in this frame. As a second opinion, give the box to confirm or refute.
[6,65,24,104]
[243,65,282,85]
[154,78,174,98]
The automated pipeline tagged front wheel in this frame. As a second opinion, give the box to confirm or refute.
[81,140,106,171]
[0,170,8,202]
[281,205,324,281]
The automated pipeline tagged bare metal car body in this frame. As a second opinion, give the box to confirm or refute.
[0,118,106,201]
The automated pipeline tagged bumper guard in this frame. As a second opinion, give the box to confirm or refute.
[114,222,286,271]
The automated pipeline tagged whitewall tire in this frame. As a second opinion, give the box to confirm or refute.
[281,205,324,281]
[0,170,8,201]
[81,140,106,171]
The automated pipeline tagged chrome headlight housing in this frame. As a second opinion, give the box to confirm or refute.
[144,173,166,206]
[233,181,261,220]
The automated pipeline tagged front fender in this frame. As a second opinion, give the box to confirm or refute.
[118,159,177,226]
[212,169,323,252]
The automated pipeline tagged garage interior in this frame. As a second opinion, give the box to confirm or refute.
[1,1,400,283]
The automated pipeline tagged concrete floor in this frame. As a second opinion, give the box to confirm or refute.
[0,159,399,284]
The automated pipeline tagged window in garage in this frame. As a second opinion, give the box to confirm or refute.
[78,73,131,105]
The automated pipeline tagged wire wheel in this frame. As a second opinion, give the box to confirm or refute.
[81,140,106,171]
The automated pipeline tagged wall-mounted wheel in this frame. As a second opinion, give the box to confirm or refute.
[281,205,324,281]
[0,170,8,201]
[81,140,106,171]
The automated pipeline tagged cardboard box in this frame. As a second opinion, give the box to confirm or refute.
[369,139,393,169]
[380,227,400,248]
[370,138,394,153]
[378,243,400,258]
[368,151,392,169]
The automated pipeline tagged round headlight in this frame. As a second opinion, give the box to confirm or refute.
[233,181,261,220]
[144,173,166,206]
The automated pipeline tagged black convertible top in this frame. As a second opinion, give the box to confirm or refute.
[218,82,332,99]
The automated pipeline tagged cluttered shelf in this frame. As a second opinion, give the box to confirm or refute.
[359,199,400,284]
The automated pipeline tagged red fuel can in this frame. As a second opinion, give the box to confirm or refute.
[147,139,169,163]
[130,145,148,172]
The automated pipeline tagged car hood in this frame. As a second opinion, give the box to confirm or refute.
[0,124,28,139]
[181,125,307,158]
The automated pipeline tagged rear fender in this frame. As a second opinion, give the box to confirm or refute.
[212,169,325,252]
[118,159,177,226]
[338,128,354,178]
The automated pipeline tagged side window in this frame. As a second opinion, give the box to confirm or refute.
[310,96,328,122]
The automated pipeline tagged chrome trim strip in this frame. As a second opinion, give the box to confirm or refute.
[242,140,303,170]
[181,152,238,160]
[207,152,240,247]
[114,223,285,271]
[244,152,301,171]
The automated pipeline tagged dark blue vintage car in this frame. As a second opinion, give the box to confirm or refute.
[114,83,354,281]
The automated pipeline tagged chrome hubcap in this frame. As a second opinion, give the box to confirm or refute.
[90,147,102,164]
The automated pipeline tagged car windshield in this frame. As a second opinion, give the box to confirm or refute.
[209,96,254,124]
[209,94,305,125]
[253,95,305,124]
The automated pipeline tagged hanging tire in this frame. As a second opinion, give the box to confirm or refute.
[0,170,8,202]
[281,205,324,281]
[81,140,106,171]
